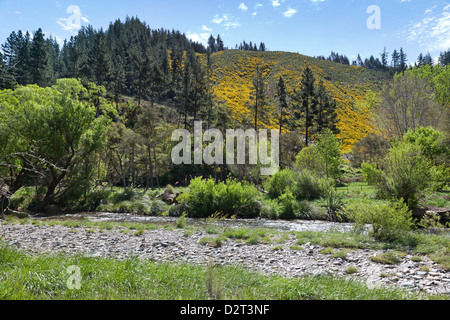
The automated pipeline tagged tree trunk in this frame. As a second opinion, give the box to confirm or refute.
[148,144,154,190]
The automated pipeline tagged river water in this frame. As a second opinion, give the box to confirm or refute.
[39,212,357,233]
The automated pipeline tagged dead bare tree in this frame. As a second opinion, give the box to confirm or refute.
[375,74,445,139]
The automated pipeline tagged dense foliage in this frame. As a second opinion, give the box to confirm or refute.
[0,16,448,228]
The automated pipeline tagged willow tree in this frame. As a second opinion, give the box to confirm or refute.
[0,79,110,210]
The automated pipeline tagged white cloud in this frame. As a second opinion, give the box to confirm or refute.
[202,25,212,32]
[238,3,248,12]
[283,8,297,18]
[309,0,326,9]
[212,15,224,24]
[212,14,240,29]
[404,4,450,52]
[271,0,281,7]
[186,32,210,45]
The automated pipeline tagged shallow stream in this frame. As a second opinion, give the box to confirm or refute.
[38,212,356,233]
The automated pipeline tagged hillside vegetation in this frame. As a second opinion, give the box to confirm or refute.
[207,50,386,152]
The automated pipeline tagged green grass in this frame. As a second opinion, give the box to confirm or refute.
[371,252,402,265]
[0,243,444,301]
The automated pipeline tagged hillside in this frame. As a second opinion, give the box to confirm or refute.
[206,50,388,152]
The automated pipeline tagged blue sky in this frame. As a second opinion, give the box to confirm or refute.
[1,0,449,64]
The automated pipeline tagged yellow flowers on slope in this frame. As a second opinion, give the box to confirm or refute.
[202,50,379,153]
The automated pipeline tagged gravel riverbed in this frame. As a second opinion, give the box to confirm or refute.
[1,221,450,296]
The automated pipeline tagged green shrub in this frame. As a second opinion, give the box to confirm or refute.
[294,170,334,200]
[264,169,297,199]
[361,162,383,186]
[176,214,187,229]
[261,198,281,219]
[278,191,299,220]
[383,143,432,207]
[295,146,325,175]
[178,177,261,218]
[343,198,414,242]
[296,200,317,220]
[371,251,401,265]
[362,142,434,208]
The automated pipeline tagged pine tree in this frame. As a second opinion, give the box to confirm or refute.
[146,50,165,108]
[391,49,400,73]
[1,31,19,68]
[15,31,32,85]
[399,47,408,74]
[313,80,340,136]
[439,50,450,66]
[276,76,289,135]
[216,34,224,51]
[250,64,267,131]
[356,54,363,67]
[380,47,389,70]
[0,52,17,89]
[30,28,50,86]
[294,66,316,147]
[423,53,433,66]
[46,36,61,85]
[110,56,126,110]
[202,50,216,129]
[417,53,424,67]
[177,48,208,128]
[187,49,208,121]
[208,35,217,53]
[88,30,112,86]
[259,42,266,52]
[130,46,153,107]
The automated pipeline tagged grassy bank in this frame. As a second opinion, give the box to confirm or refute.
[0,243,444,301]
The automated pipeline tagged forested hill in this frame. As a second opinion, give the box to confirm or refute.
[1,16,390,152]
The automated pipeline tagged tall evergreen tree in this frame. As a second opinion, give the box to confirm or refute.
[110,56,126,110]
[259,42,266,52]
[0,52,16,89]
[30,28,50,86]
[423,53,433,66]
[276,76,289,135]
[176,48,208,128]
[88,29,112,86]
[439,49,450,66]
[399,47,408,74]
[15,31,32,85]
[130,46,153,107]
[1,31,19,68]
[356,54,363,67]
[391,49,400,73]
[250,65,267,131]
[380,47,389,70]
[208,35,217,53]
[216,34,224,51]
[313,80,340,135]
[294,66,316,147]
